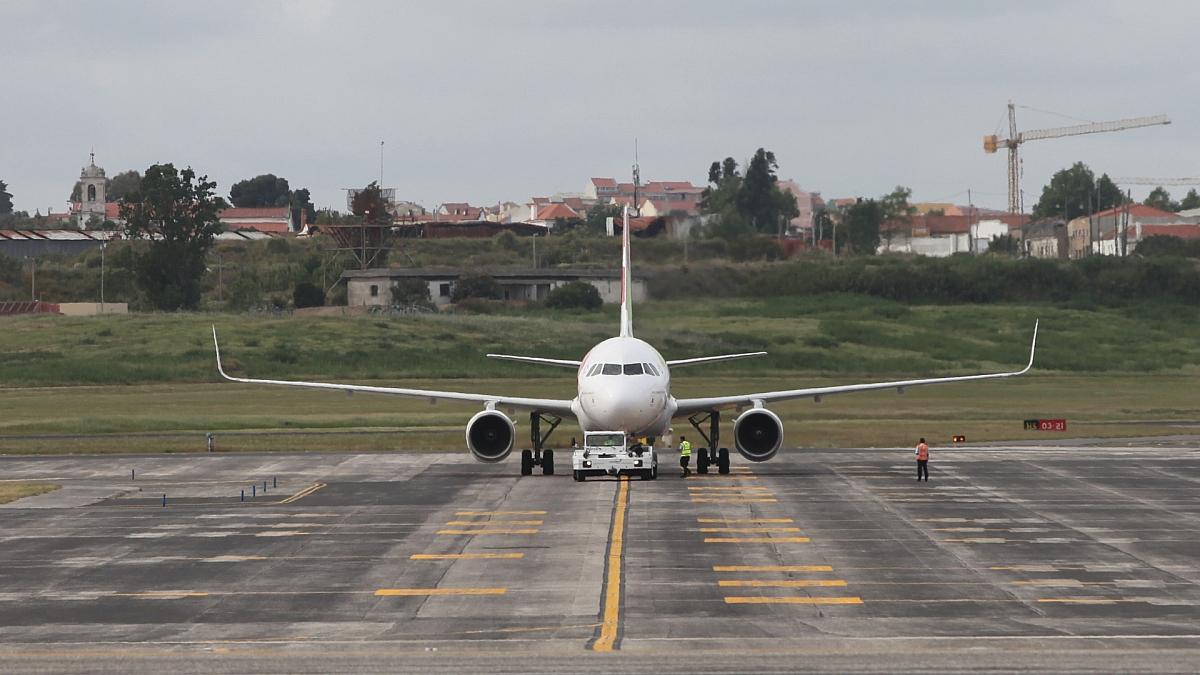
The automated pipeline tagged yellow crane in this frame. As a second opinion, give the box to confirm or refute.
[983,102,1170,213]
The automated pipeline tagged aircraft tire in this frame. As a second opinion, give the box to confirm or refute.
[697,452,709,475]
[718,448,730,474]
[543,449,555,475]
[520,449,533,476]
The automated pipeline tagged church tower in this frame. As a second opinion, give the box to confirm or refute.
[77,152,107,229]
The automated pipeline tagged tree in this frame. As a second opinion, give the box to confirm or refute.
[1181,189,1200,211]
[350,181,391,224]
[880,185,916,221]
[290,187,317,224]
[546,281,602,310]
[292,281,325,308]
[843,198,883,255]
[451,274,502,302]
[0,180,12,215]
[120,163,224,310]
[584,203,622,236]
[1032,162,1126,220]
[1143,186,1179,212]
[701,149,798,238]
[987,233,1021,256]
[229,174,291,207]
[391,278,435,310]
[108,170,142,202]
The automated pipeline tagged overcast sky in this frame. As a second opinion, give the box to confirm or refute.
[2,0,1197,215]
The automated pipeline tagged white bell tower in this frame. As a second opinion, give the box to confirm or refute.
[78,151,107,229]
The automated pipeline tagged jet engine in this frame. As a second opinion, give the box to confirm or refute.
[733,408,783,462]
[465,410,515,463]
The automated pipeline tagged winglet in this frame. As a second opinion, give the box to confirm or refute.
[1022,319,1039,374]
[212,325,233,381]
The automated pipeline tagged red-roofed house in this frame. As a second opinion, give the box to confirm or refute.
[585,178,618,200]
[436,203,485,222]
[880,213,1028,256]
[1099,223,1200,255]
[1066,204,1197,258]
[529,202,581,228]
[218,207,297,233]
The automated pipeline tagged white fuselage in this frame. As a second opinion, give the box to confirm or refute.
[571,336,676,437]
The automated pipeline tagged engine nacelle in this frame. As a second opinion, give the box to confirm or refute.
[465,410,515,463]
[733,408,783,462]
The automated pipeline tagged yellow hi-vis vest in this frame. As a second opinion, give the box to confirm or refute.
[679,440,692,457]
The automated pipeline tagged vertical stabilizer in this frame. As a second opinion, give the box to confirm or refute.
[620,205,633,337]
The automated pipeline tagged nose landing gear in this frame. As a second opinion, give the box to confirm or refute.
[520,412,560,476]
[688,410,730,474]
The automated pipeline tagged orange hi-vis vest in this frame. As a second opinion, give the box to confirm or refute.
[916,443,929,461]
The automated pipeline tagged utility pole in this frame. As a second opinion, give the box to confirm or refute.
[100,242,106,311]
[380,140,385,187]
[30,258,35,301]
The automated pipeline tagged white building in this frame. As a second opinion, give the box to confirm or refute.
[343,268,647,308]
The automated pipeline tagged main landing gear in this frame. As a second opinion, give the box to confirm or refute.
[688,410,730,475]
[520,412,560,476]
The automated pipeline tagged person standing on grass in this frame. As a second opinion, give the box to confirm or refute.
[915,437,930,482]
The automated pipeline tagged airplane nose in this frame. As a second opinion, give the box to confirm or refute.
[594,381,657,428]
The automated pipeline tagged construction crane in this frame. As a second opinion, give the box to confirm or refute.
[1112,177,1200,187]
[983,102,1170,213]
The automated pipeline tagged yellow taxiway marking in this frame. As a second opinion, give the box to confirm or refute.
[410,553,525,560]
[1037,597,1125,605]
[455,511,546,516]
[445,520,543,526]
[691,498,777,503]
[699,527,802,533]
[944,538,1008,544]
[713,565,833,572]
[688,486,772,491]
[592,477,630,653]
[725,596,862,605]
[704,537,810,543]
[719,579,847,588]
[436,529,539,535]
[278,482,326,504]
[698,518,794,524]
[1014,579,1084,587]
[374,588,506,597]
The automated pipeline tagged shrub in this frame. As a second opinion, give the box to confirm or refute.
[391,278,434,309]
[546,281,603,310]
[292,281,325,308]
[451,274,502,302]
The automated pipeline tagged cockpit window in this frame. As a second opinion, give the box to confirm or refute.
[623,363,644,375]
[644,363,660,376]
[601,363,621,375]
[586,364,601,377]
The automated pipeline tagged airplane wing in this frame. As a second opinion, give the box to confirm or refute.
[675,321,1038,416]
[213,327,575,417]
[486,354,581,369]
[667,352,768,368]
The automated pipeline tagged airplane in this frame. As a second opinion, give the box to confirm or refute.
[213,207,1038,476]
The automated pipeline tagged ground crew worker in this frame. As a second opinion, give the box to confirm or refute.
[915,437,930,482]
[679,436,692,477]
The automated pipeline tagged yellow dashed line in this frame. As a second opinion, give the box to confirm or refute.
[698,527,802,533]
[455,511,546,516]
[436,529,539,535]
[113,591,209,599]
[688,486,772,491]
[713,565,832,572]
[374,588,506,597]
[691,498,777,503]
[409,553,525,560]
[725,596,862,605]
[445,520,543,526]
[704,537,810,543]
[718,579,847,588]
[697,518,794,524]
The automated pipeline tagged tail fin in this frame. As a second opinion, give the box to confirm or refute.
[620,205,633,337]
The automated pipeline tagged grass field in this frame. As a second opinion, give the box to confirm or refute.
[0,482,61,503]
[1,296,1197,454]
